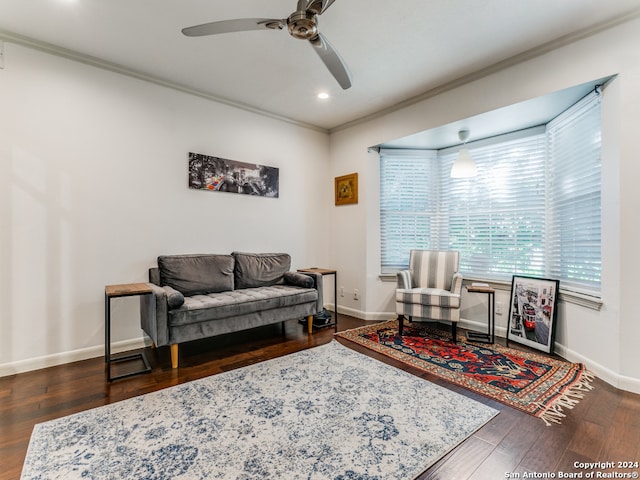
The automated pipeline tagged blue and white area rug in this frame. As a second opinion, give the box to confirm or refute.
[22,341,498,479]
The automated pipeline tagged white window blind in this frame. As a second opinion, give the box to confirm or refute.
[379,90,602,294]
[438,130,548,279]
[380,150,438,272]
[547,92,601,293]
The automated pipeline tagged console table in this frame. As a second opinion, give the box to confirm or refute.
[105,283,152,381]
[465,285,496,344]
[297,268,338,333]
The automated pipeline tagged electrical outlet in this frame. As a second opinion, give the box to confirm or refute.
[353,289,359,300]
[340,286,345,297]
[496,302,504,315]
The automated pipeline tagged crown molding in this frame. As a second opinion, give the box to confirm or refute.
[328,8,640,134]
[2,7,639,136]
[0,29,329,134]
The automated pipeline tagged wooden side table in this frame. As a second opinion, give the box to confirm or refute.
[465,285,496,344]
[105,283,153,381]
[297,268,338,333]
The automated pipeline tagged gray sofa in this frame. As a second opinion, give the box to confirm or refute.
[140,252,323,368]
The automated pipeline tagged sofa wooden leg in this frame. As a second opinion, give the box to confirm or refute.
[307,315,313,334]
[170,344,179,369]
[451,322,457,344]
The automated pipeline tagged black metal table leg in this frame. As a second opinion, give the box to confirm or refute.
[465,286,496,344]
[105,284,153,382]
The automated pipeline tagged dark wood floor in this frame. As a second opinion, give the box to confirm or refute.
[1,315,639,480]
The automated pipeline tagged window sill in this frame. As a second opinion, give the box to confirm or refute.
[378,274,603,311]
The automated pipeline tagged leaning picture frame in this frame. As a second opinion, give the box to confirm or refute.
[507,275,560,354]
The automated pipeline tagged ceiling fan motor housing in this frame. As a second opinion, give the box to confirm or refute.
[287,11,318,39]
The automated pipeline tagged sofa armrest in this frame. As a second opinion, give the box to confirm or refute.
[140,282,171,347]
[396,270,412,289]
[450,272,463,295]
[298,271,324,314]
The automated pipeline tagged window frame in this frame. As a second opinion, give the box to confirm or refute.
[379,92,602,302]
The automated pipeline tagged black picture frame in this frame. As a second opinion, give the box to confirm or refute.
[507,275,560,354]
[188,152,279,198]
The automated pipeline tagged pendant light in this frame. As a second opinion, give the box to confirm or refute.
[450,129,477,178]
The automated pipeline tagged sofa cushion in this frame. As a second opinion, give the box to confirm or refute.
[158,254,235,296]
[168,285,318,326]
[233,252,291,289]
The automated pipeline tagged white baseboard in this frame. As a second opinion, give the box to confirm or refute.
[333,306,508,331]
[0,337,147,378]
[4,311,640,395]
[458,317,640,394]
[553,343,640,394]
[332,304,393,321]
[335,308,640,395]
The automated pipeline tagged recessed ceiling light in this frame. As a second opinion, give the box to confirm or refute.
[317,92,330,100]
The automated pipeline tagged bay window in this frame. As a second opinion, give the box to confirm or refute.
[380,91,601,295]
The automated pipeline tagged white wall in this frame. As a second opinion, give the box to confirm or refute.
[0,43,330,374]
[328,16,640,392]
[2,18,640,394]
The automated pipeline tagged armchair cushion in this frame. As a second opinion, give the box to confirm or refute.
[396,288,460,308]
[410,250,460,290]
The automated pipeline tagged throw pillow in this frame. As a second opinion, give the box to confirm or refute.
[284,272,314,288]
[162,285,185,308]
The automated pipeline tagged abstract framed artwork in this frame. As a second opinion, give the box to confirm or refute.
[188,152,279,198]
[334,172,358,205]
[507,275,560,354]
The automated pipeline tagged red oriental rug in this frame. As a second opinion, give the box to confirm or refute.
[336,320,594,425]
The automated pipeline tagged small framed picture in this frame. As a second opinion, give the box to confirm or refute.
[507,275,560,354]
[335,173,358,205]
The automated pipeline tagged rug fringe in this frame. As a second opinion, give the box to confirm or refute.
[536,369,595,426]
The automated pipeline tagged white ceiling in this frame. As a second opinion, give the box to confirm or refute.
[0,0,639,133]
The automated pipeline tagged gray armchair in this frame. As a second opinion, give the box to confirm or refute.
[395,250,463,342]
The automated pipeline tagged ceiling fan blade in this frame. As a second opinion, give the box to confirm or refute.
[303,0,338,15]
[309,33,352,89]
[182,18,284,37]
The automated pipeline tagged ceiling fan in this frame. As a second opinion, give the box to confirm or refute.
[181,0,352,90]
